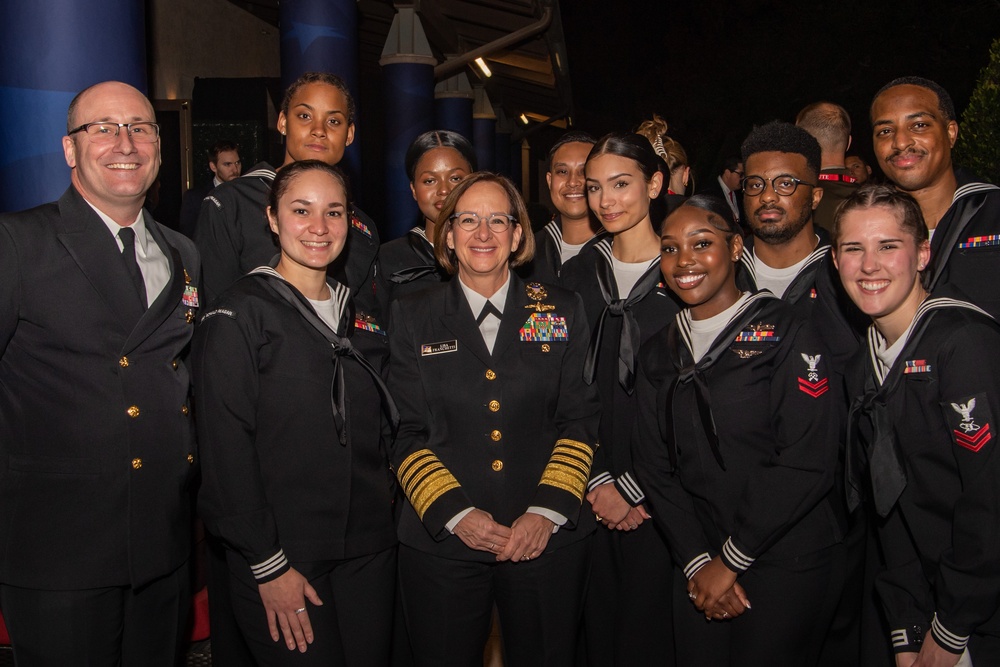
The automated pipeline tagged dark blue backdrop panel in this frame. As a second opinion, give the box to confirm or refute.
[383,62,434,240]
[0,0,146,212]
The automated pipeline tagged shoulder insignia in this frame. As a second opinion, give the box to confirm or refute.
[200,308,236,322]
[521,312,568,342]
[958,234,1000,249]
[903,359,932,374]
[797,353,829,398]
[351,214,372,238]
[206,195,222,210]
[354,312,385,335]
[946,394,993,452]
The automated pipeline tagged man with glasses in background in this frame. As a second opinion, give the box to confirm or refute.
[0,81,200,666]
[738,121,872,665]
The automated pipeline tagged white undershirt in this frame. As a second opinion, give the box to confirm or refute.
[89,201,171,306]
[688,293,751,362]
[307,291,340,333]
[752,250,812,299]
[560,239,588,265]
[610,254,654,297]
[458,274,511,354]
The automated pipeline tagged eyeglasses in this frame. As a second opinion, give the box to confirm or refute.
[741,174,816,197]
[450,212,516,232]
[68,122,160,144]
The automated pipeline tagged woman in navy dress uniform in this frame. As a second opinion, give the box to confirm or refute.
[375,130,476,322]
[560,132,680,665]
[633,195,845,666]
[835,184,1000,665]
[388,172,600,666]
[194,161,398,666]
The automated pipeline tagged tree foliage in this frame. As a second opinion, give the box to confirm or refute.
[955,37,1000,184]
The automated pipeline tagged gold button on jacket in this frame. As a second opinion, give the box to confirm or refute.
[488,400,500,412]
[491,459,503,472]
[127,405,140,418]
[490,429,502,442]
[118,356,129,368]
[485,369,496,380]
[131,458,142,470]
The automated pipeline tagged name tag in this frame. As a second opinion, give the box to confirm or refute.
[421,340,458,356]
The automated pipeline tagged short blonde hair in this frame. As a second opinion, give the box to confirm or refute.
[433,172,535,274]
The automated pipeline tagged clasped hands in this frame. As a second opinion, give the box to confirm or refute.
[687,556,752,622]
[454,508,553,562]
[586,483,650,531]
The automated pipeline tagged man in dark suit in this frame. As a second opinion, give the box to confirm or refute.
[700,156,746,233]
[0,81,201,666]
[178,139,241,238]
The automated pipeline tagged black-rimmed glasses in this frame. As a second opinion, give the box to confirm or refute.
[741,174,816,197]
[68,122,160,144]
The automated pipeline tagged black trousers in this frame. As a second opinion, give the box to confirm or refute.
[673,542,846,667]
[227,547,396,667]
[398,539,591,667]
[0,560,190,667]
[581,521,674,666]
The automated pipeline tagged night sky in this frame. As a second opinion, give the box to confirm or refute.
[557,0,1000,184]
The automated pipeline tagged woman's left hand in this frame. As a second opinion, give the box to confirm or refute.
[496,513,554,562]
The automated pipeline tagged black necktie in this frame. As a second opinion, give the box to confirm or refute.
[476,301,502,325]
[118,227,147,308]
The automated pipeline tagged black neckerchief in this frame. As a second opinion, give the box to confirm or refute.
[667,291,779,471]
[845,296,991,516]
[250,268,399,446]
[583,239,662,394]
[737,233,830,304]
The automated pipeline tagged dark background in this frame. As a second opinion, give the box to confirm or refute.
[557,0,1000,186]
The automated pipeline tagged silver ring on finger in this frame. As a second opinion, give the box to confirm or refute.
[722,611,729,618]
[294,607,306,614]
[688,592,696,600]
[489,542,495,550]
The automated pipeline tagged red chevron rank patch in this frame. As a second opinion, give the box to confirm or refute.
[798,353,828,397]
[798,377,829,398]
[945,394,994,453]
[954,423,992,452]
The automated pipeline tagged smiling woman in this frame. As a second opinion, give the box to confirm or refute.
[388,171,599,666]
[834,183,1000,663]
[193,159,399,666]
[633,195,845,666]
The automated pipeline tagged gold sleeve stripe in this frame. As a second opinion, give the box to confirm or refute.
[538,439,594,501]
[397,449,461,520]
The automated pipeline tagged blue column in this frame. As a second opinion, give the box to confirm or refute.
[280,0,361,179]
[472,86,496,172]
[435,72,473,142]
[380,8,435,241]
[0,0,146,212]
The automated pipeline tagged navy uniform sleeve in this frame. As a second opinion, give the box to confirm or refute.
[388,300,475,538]
[875,505,936,654]
[927,321,1000,653]
[0,224,21,354]
[193,302,289,582]
[633,333,714,579]
[193,191,243,307]
[721,320,839,572]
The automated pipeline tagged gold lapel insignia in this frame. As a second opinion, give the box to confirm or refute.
[524,282,555,313]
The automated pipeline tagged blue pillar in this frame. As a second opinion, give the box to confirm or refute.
[380,7,435,240]
[472,86,496,172]
[0,0,146,212]
[435,71,473,142]
[280,0,361,179]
